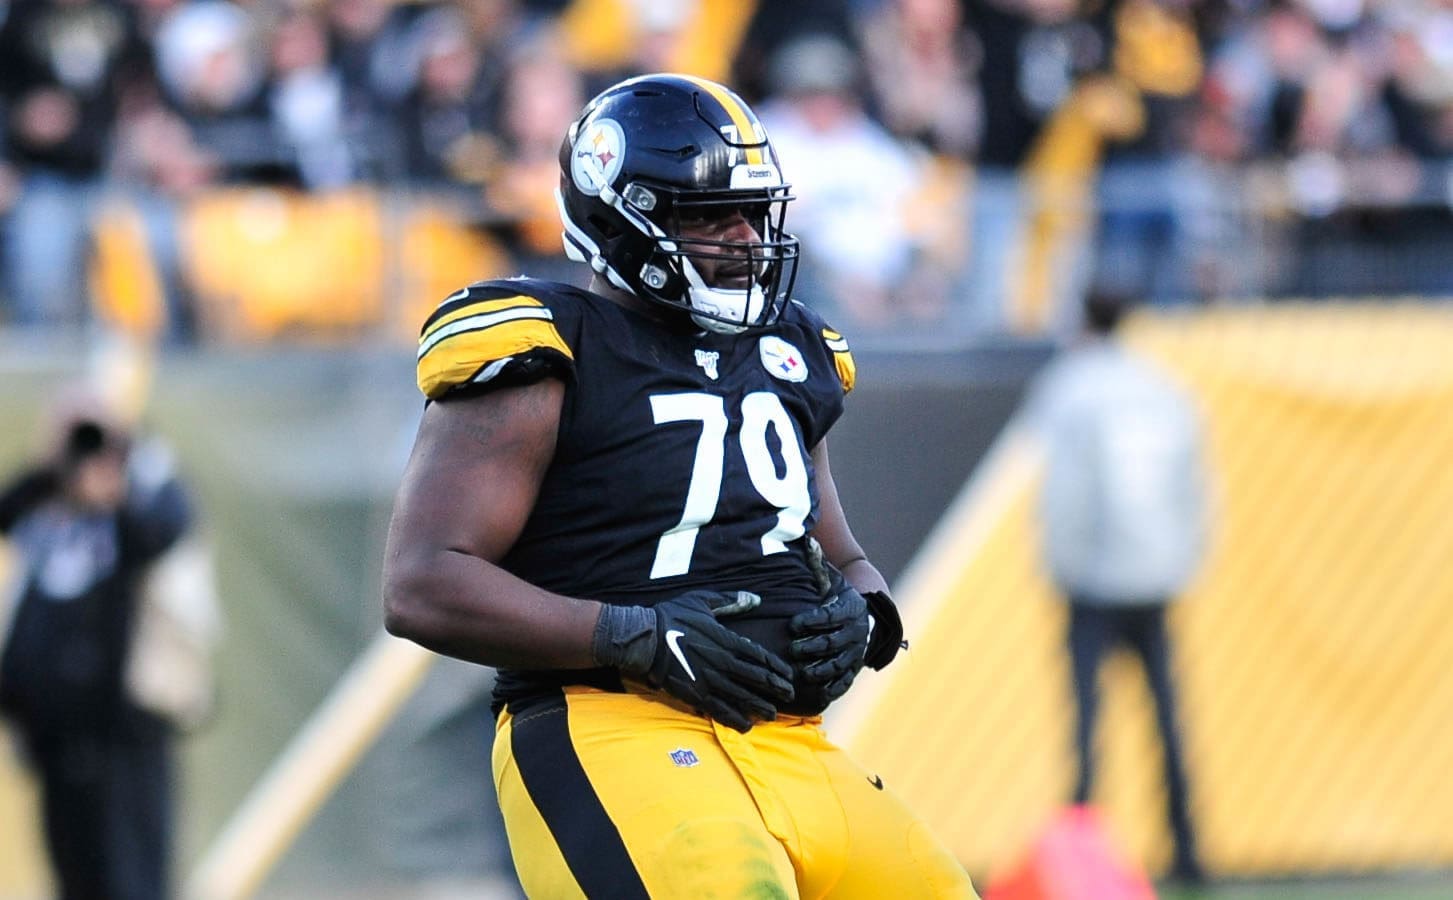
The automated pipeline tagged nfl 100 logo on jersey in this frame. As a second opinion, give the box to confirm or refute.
[694,349,720,380]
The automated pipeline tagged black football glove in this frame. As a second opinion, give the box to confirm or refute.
[789,538,908,705]
[788,585,870,706]
[592,590,795,733]
[862,589,906,671]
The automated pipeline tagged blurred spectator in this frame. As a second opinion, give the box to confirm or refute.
[732,0,859,104]
[569,0,701,96]
[267,4,354,190]
[482,30,585,278]
[1024,289,1211,885]
[966,0,1107,172]
[960,0,1109,330]
[0,393,206,900]
[1382,2,1453,157]
[1104,0,1203,159]
[394,6,499,189]
[326,0,424,119]
[0,0,149,327]
[111,101,218,199]
[127,0,187,44]
[1093,0,1206,303]
[625,0,697,76]
[103,100,218,343]
[555,0,759,91]
[1174,96,1266,300]
[858,0,983,157]
[152,0,275,182]
[756,33,940,328]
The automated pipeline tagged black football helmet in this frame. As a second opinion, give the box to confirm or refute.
[556,73,799,333]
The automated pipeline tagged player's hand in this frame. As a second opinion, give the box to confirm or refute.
[788,586,870,706]
[862,589,906,670]
[592,591,795,732]
[648,591,796,731]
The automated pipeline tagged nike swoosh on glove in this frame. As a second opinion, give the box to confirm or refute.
[592,590,795,732]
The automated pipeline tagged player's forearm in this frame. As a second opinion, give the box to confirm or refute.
[384,546,601,670]
[837,555,890,597]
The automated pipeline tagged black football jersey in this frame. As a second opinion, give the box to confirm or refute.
[416,278,858,710]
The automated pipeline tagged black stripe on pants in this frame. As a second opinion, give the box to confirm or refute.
[511,693,650,899]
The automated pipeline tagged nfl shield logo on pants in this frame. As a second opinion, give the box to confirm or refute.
[669,748,700,768]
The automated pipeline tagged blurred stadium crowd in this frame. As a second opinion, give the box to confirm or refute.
[4,0,1453,342]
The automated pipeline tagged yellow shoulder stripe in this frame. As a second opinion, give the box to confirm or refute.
[417,315,572,400]
[420,294,545,344]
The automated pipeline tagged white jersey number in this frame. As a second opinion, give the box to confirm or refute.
[649,391,811,579]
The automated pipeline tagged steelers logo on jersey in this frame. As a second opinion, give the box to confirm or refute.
[758,335,808,383]
[571,118,626,196]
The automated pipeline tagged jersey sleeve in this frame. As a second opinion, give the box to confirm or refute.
[819,325,856,394]
[416,283,575,401]
[784,300,857,395]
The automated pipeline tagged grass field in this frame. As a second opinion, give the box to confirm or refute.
[1160,875,1453,899]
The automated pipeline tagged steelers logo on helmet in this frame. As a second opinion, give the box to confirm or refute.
[570,118,626,196]
[759,335,808,383]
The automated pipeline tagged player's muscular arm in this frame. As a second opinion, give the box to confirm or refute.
[383,379,601,670]
[808,439,889,596]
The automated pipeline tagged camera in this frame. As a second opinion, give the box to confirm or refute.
[62,420,123,464]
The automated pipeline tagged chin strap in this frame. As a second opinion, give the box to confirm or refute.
[681,257,765,334]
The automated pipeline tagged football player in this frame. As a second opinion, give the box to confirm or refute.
[383,73,977,897]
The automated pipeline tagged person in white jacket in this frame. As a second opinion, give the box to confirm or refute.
[1025,289,1211,885]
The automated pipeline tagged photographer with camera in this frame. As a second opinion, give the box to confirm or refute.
[0,397,196,900]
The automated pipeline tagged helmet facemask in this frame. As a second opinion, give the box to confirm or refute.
[636,186,799,334]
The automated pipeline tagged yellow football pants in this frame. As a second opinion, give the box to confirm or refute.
[492,686,978,899]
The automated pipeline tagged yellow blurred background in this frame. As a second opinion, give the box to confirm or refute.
[834,305,1453,883]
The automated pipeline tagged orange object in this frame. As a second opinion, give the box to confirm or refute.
[985,806,1156,900]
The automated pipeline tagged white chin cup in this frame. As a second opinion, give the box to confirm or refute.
[689,284,765,334]
[680,257,766,333]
